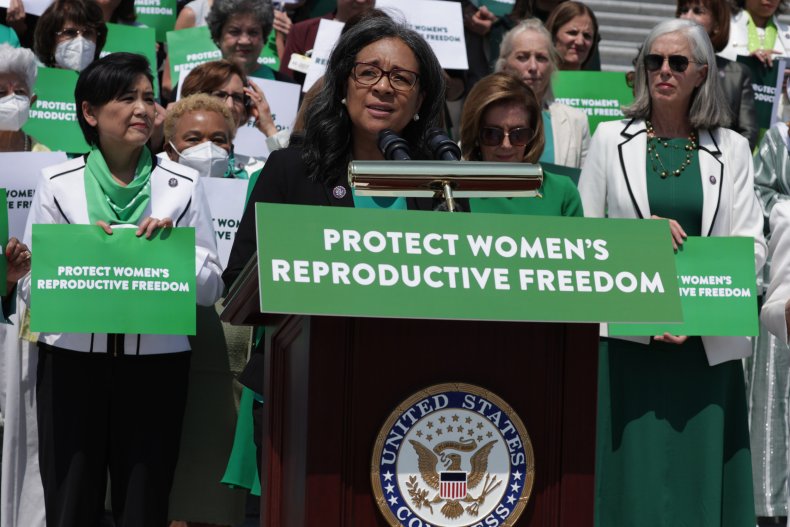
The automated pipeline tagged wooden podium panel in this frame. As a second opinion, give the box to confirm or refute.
[258,315,598,526]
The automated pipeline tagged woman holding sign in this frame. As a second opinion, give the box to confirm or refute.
[21,52,223,527]
[578,19,765,526]
[495,18,590,169]
[224,13,446,476]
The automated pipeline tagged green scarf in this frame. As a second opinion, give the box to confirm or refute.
[746,11,778,53]
[84,146,153,225]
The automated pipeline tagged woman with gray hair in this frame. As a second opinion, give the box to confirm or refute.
[206,0,274,79]
[495,18,589,168]
[0,43,46,152]
[579,18,765,525]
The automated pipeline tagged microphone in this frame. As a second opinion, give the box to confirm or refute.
[378,129,412,161]
[426,128,461,161]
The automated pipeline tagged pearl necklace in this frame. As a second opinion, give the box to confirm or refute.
[645,120,698,179]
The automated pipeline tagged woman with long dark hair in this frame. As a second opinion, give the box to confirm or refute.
[224,13,447,471]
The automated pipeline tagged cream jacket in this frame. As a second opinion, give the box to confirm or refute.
[578,119,766,365]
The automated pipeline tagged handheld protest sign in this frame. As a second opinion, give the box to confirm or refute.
[0,190,8,296]
[134,0,177,42]
[167,26,279,87]
[302,18,344,92]
[376,0,469,70]
[203,178,248,269]
[609,236,759,337]
[0,0,52,16]
[737,56,786,131]
[0,152,68,240]
[232,77,300,158]
[103,23,160,98]
[470,0,515,16]
[552,71,634,134]
[23,68,88,154]
[31,225,197,335]
[255,203,682,323]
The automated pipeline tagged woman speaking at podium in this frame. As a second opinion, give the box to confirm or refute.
[578,19,765,526]
[224,13,447,471]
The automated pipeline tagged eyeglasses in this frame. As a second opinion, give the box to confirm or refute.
[55,27,99,40]
[479,126,534,147]
[644,54,700,73]
[351,62,420,92]
[211,90,247,107]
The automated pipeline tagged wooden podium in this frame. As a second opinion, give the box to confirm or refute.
[222,258,599,526]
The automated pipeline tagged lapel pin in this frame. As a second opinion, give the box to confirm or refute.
[169,178,178,187]
[333,185,347,199]
[709,175,717,185]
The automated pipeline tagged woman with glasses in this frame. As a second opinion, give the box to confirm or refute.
[495,18,589,169]
[224,14,447,476]
[578,19,765,526]
[33,0,106,72]
[181,59,287,177]
[460,71,582,217]
[676,0,758,149]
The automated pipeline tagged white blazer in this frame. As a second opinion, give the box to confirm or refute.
[19,155,223,355]
[548,102,590,168]
[719,10,790,61]
[761,201,790,344]
[578,119,767,365]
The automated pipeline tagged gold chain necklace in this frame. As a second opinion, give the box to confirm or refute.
[646,120,698,179]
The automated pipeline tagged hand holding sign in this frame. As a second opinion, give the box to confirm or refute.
[5,237,31,292]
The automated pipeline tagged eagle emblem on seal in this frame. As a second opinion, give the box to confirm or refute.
[408,437,501,519]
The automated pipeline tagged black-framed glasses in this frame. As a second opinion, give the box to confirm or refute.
[55,27,99,40]
[644,54,700,73]
[479,126,534,147]
[351,62,420,92]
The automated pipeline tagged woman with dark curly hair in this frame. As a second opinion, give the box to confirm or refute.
[223,13,447,471]
[33,0,106,71]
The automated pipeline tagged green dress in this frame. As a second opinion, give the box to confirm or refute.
[469,170,582,217]
[594,139,755,526]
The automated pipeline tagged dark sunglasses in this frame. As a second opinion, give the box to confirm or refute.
[644,54,699,73]
[479,126,533,147]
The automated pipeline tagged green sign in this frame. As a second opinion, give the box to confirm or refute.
[23,67,88,154]
[609,237,759,337]
[255,203,683,323]
[31,225,197,335]
[167,26,279,87]
[134,0,177,41]
[552,71,635,134]
[471,0,515,16]
[0,189,9,296]
[103,23,159,98]
[736,56,784,130]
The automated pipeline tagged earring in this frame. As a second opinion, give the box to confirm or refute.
[341,98,347,106]
[413,113,420,122]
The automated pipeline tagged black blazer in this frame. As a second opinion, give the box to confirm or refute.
[224,145,446,392]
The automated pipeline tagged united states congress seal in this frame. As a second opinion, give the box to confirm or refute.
[371,383,534,527]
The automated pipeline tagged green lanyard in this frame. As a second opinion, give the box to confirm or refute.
[746,11,778,53]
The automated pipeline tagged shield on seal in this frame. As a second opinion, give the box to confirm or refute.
[440,471,467,500]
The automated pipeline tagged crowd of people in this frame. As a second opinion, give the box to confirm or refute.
[1,0,790,526]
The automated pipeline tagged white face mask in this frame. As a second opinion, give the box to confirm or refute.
[54,36,96,72]
[0,94,31,131]
[170,141,230,178]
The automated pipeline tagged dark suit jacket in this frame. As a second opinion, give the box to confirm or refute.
[717,55,759,150]
[224,146,446,392]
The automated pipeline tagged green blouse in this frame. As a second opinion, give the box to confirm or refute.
[469,171,583,217]
[645,138,703,237]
